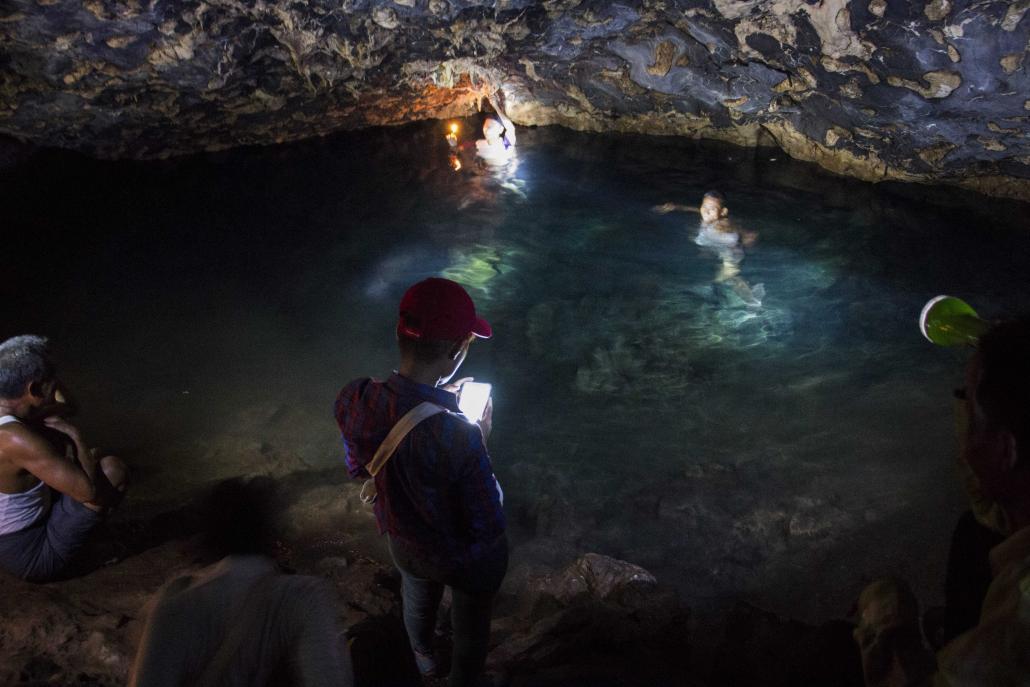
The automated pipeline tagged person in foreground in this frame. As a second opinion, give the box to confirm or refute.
[0,335,128,582]
[853,317,1030,687]
[335,277,507,687]
[655,190,764,306]
[131,477,354,687]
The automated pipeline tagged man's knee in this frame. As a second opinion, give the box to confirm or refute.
[99,454,129,492]
[81,455,128,511]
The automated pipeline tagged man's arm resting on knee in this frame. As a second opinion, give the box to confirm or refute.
[0,422,102,504]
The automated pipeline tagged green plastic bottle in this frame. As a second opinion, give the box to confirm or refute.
[920,295,989,347]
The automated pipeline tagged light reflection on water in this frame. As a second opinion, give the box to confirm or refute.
[3,123,1029,620]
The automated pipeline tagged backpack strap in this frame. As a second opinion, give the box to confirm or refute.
[367,402,447,477]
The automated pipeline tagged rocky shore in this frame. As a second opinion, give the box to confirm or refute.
[0,473,697,687]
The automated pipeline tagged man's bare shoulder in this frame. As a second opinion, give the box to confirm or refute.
[0,422,47,486]
[0,421,62,465]
[0,419,47,442]
[0,419,36,449]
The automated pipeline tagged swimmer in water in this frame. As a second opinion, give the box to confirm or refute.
[654,191,764,307]
[475,95,516,165]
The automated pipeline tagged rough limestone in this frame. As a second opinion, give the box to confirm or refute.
[1,0,1028,200]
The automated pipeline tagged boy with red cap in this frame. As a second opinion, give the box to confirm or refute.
[334,277,507,687]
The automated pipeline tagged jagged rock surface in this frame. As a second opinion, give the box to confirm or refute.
[0,464,692,686]
[0,539,691,686]
[1,0,1028,199]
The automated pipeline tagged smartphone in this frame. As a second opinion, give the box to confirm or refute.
[458,382,492,422]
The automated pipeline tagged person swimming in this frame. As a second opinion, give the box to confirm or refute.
[655,190,764,307]
[475,95,516,165]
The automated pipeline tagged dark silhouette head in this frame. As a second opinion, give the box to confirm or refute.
[976,316,1030,460]
[201,477,281,558]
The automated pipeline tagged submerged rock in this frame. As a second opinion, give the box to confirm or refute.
[0,1,1027,199]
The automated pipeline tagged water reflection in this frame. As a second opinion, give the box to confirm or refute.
[454,147,528,210]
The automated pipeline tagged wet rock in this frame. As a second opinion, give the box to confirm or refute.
[0,1,1027,199]
[574,336,647,394]
[0,134,36,171]
[0,487,694,686]
[504,461,597,542]
[924,0,953,22]
[490,553,690,680]
[0,539,195,686]
[282,481,372,538]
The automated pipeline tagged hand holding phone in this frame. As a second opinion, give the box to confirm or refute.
[478,396,493,443]
[458,381,492,422]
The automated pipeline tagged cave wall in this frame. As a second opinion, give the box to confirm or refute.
[1,0,1028,199]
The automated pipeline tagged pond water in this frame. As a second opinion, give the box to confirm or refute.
[3,123,1029,623]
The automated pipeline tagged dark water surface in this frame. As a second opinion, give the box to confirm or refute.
[3,123,1029,622]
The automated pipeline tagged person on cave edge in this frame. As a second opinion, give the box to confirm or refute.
[0,335,128,582]
[335,277,507,687]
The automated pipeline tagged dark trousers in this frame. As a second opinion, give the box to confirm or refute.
[943,510,1006,643]
[0,492,100,582]
[388,536,507,687]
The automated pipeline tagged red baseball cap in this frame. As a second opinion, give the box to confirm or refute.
[397,278,492,341]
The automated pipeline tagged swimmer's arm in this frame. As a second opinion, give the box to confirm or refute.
[500,113,516,146]
[488,94,516,146]
[0,422,99,503]
[720,218,756,245]
[652,203,699,214]
[733,223,758,244]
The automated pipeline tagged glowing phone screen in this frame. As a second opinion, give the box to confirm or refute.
[458,382,491,421]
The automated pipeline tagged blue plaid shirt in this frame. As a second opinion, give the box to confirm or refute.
[335,373,506,566]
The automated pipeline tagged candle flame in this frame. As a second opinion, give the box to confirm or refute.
[450,123,459,134]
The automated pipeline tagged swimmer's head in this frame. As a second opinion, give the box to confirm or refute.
[700,190,728,223]
[483,117,505,142]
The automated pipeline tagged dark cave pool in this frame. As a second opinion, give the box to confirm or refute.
[3,122,1029,622]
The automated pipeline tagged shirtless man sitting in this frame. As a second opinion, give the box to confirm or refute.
[0,335,127,581]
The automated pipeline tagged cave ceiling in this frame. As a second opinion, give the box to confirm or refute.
[1,0,1028,199]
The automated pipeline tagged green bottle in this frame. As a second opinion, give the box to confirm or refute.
[920,295,990,347]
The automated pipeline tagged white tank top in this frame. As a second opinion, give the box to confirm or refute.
[0,415,52,535]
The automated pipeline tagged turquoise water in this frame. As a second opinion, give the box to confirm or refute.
[3,123,1029,620]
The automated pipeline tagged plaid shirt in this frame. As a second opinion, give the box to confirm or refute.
[334,373,505,566]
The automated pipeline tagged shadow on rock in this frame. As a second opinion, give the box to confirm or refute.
[713,602,863,687]
[490,553,692,686]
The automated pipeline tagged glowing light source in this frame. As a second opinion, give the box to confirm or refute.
[458,381,491,421]
[445,121,459,147]
[920,295,988,347]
